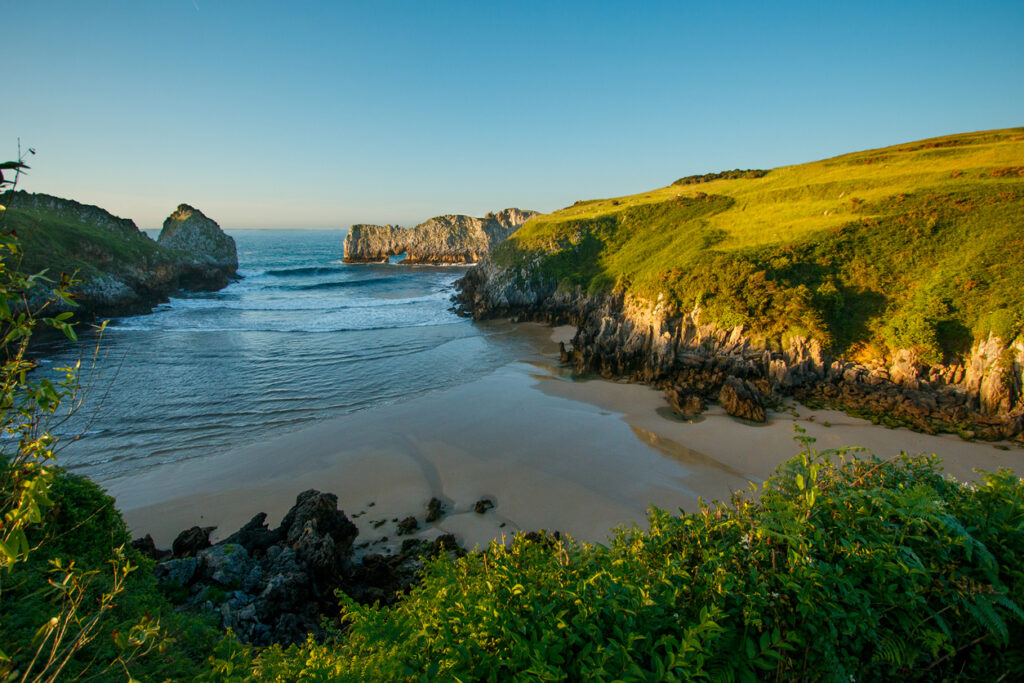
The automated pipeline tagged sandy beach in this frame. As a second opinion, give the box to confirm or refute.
[105,322,1024,554]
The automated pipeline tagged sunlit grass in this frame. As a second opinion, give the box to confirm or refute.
[496,128,1024,360]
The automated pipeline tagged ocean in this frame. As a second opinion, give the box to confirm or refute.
[43,229,534,482]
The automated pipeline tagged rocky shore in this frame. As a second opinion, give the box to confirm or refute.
[133,491,520,645]
[343,208,537,264]
[4,192,238,319]
[455,262,1024,442]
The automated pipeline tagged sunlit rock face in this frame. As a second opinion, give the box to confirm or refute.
[342,209,538,264]
[342,224,409,263]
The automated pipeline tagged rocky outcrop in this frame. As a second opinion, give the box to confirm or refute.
[341,224,408,263]
[144,490,465,646]
[157,204,238,289]
[455,262,1024,441]
[343,208,537,264]
[3,191,238,319]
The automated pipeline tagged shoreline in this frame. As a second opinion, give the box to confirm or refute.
[106,322,1024,553]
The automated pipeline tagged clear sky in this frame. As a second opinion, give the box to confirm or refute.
[3,1,1022,228]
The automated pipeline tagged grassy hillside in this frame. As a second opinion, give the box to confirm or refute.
[0,193,168,281]
[495,128,1024,363]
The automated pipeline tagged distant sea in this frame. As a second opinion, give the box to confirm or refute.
[43,230,533,482]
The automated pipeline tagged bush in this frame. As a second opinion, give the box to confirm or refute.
[239,437,1024,681]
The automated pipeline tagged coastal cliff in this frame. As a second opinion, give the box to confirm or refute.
[343,208,537,264]
[457,268,1023,440]
[455,129,1024,441]
[1,191,238,318]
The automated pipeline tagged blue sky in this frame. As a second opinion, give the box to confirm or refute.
[3,1,1022,228]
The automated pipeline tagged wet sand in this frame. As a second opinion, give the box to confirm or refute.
[106,322,1024,553]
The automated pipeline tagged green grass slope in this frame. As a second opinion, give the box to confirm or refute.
[494,128,1024,363]
[0,192,168,281]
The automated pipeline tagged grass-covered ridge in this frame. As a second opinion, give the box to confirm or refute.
[0,191,169,280]
[495,128,1024,362]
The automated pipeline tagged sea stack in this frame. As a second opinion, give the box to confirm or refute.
[158,204,239,289]
[343,208,538,264]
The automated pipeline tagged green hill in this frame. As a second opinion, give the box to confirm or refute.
[493,128,1024,363]
[0,191,237,318]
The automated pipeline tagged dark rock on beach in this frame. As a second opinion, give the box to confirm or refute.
[664,386,705,418]
[146,491,465,646]
[172,526,213,558]
[396,516,419,535]
[719,377,766,422]
[426,497,445,522]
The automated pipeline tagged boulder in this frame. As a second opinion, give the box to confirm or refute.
[280,490,358,552]
[220,512,282,556]
[154,557,199,586]
[198,544,253,586]
[172,526,214,557]
[664,386,705,417]
[396,516,419,535]
[426,497,444,523]
[474,499,495,514]
[719,377,766,422]
[131,533,171,561]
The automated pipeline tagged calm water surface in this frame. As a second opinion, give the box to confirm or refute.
[43,230,534,481]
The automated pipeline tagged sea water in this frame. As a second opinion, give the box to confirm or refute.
[43,230,533,482]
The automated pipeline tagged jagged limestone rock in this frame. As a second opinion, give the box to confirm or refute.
[343,208,537,264]
[342,224,408,262]
[455,264,1024,441]
[158,203,238,275]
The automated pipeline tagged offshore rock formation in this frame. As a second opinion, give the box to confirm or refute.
[455,262,1024,441]
[3,192,237,318]
[343,208,537,264]
[157,203,238,289]
[342,224,408,263]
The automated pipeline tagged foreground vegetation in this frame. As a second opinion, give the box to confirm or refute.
[6,433,1024,680]
[496,128,1024,362]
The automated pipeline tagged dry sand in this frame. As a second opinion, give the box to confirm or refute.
[106,322,1024,554]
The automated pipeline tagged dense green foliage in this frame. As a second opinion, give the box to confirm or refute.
[0,471,223,681]
[673,169,769,186]
[0,175,223,681]
[497,128,1024,361]
[202,439,1024,681]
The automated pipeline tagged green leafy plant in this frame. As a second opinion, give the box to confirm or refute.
[0,148,173,683]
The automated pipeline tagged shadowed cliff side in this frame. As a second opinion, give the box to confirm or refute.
[343,208,537,264]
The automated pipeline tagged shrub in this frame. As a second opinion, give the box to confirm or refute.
[241,436,1024,681]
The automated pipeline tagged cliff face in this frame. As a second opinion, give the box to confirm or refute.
[342,209,538,264]
[455,262,1024,442]
[342,225,408,263]
[2,191,238,318]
